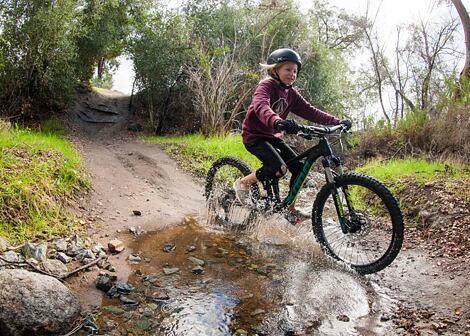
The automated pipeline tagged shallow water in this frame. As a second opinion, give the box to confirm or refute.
[94,212,394,335]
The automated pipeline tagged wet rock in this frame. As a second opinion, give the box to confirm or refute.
[128,254,142,263]
[108,239,125,253]
[163,267,179,275]
[107,282,136,298]
[42,259,68,277]
[56,252,72,263]
[337,314,350,322]
[192,266,204,275]
[188,256,205,266]
[163,243,176,253]
[120,295,139,306]
[149,290,170,301]
[0,236,10,252]
[0,269,81,335]
[22,242,47,261]
[133,210,142,216]
[96,274,116,292]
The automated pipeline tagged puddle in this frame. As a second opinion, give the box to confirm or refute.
[93,216,395,335]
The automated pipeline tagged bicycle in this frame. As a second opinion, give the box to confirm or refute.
[205,124,404,274]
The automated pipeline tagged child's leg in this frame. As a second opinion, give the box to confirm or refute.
[240,139,286,190]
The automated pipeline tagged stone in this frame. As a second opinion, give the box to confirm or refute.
[128,254,142,263]
[96,274,115,292]
[42,259,68,277]
[22,242,47,261]
[0,236,9,252]
[188,256,205,266]
[56,252,72,263]
[66,243,85,258]
[163,243,175,253]
[163,267,179,275]
[192,266,204,275]
[53,239,68,252]
[0,269,81,335]
[108,239,125,253]
[149,290,170,301]
[0,251,21,265]
[91,244,105,254]
[120,295,139,305]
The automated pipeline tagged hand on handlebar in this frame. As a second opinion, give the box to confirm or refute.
[339,119,352,130]
[275,119,300,134]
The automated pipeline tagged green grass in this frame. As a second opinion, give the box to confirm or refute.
[0,124,90,244]
[357,158,468,182]
[141,133,261,177]
[356,157,470,204]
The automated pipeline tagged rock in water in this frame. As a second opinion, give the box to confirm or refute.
[0,269,81,335]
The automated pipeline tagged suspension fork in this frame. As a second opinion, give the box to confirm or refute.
[323,156,354,234]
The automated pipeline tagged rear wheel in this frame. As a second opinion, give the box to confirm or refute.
[205,157,260,230]
[313,172,404,274]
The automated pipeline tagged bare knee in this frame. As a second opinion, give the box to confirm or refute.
[275,165,287,177]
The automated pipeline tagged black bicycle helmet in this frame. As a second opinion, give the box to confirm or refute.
[267,48,302,72]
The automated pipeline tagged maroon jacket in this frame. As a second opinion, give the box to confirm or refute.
[241,78,340,145]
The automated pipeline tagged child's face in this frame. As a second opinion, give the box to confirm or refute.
[275,61,298,86]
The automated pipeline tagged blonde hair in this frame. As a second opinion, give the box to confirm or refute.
[259,63,279,76]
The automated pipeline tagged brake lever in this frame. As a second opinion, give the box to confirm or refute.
[298,132,313,140]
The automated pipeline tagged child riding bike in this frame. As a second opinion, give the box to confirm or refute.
[233,48,352,224]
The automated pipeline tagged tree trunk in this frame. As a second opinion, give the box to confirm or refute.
[451,0,470,79]
[97,58,106,79]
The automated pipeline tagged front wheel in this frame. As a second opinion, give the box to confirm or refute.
[313,172,404,274]
[205,156,260,230]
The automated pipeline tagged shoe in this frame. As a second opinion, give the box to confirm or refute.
[233,178,250,205]
[285,208,310,225]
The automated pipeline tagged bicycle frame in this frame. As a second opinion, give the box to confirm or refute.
[263,133,353,233]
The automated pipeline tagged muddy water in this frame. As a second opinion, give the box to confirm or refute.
[95,215,393,335]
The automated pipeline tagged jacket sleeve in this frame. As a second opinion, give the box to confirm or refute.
[251,81,282,129]
[290,88,340,125]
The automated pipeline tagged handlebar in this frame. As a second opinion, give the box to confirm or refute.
[297,124,347,139]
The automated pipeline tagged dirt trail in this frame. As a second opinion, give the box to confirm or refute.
[68,88,203,234]
[65,89,469,335]
[65,89,204,307]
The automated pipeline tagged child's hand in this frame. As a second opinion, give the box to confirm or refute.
[275,119,300,134]
[340,119,352,130]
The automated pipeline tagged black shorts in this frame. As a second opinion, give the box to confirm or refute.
[245,137,302,186]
